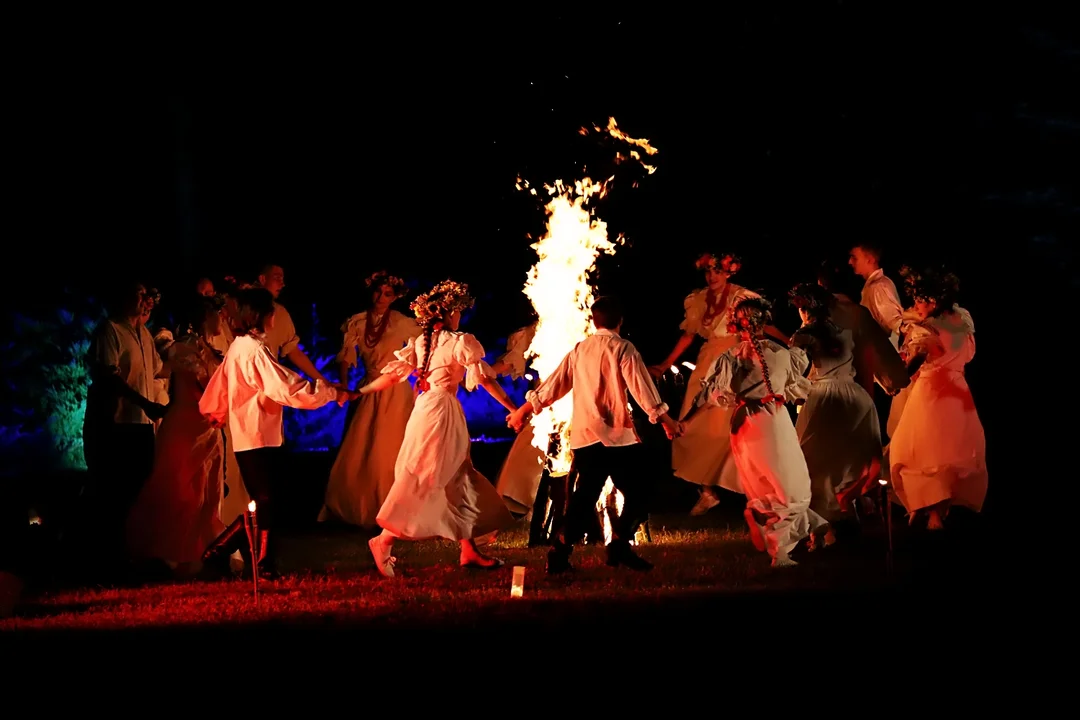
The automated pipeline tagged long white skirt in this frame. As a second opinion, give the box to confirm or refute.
[732,403,826,558]
[377,386,513,541]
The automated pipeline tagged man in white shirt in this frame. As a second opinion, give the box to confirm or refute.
[83,281,169,570]
[849,242,904,348]
[507,297,683,574]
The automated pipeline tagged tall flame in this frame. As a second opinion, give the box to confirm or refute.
[517,117,658,542]
[518,177,620,474]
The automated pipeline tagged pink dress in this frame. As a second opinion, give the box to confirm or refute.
[126,336,225,565]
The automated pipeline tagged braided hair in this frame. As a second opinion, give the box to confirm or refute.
[415,322,441,393]
[732,297,777,398]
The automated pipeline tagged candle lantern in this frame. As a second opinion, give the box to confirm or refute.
[510,566,525,598]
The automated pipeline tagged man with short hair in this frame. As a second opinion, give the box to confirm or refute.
[507,296,683,574]
[849,242,903,348]
[256,264,341,388]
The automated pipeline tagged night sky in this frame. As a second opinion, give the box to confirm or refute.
[7,8,1077,473]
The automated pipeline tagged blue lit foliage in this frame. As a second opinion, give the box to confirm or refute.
[283,304,528,451]
[1,295,106,473]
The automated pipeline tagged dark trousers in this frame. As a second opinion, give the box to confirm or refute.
[554,443,649,548]
[82,422,156,559]
[235,446,284,531]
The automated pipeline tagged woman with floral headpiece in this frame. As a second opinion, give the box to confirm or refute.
[649,252,781,515]
[318,271,420,527]
[788,283,883,544]
[353,279,517,576]
[886,267,986,530]
[693,297,822,567]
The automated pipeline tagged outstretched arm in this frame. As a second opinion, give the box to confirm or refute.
[480,377,517,413]
[357,373,399,397]
[648,332,694,377]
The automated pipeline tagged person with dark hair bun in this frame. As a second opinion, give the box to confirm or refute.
[693,297,823,567]
[788,283,883,540]
[199,288,347,579]
[886,266,986,531]
[356,280,518,577]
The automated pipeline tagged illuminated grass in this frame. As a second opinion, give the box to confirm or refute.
[1,514,914,633]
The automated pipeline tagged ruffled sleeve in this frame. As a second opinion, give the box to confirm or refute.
[454,333,495,392]
[381,335,418,382]
[695,353,738,409]
[679,289,706,335]
[496,324,536,379]
[336,313,366,367]
[901,323,937,360]
[783,347,812,404]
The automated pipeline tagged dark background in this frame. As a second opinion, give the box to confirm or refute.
[5,6,1077,488]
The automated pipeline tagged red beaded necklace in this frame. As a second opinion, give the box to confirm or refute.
[700,282,733,329]
[364,310,391,349]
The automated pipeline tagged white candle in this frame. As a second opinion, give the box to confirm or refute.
[510,566,525,598]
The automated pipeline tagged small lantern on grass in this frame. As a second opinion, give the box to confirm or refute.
[510,566,525,598]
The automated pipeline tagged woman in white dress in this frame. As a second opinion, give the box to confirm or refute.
[694,298,823,567]
[788,283,883,543]
[650,252,780,515]
[319,271,420,526]
[887,267,986,530]
[356,280,518,577]
[126,296,225,574]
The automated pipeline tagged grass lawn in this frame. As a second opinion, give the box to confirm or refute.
[0,505,995,642]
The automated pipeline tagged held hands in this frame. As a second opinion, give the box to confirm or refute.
[660,415,685,440]
[144,401,168,421]
[506,406,531,433]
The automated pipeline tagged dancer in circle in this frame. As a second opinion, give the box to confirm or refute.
[887,266,987,530]
[358,280,518,577]
[788,283,883,543]
[650,252,775,515]
[320,271,419,527]
[694,297,823,567]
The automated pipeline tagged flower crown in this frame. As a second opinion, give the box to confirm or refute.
[695,251,742,276]
[899,265,960,304]
[787,282,832,311]
[364,270,409,297]
[410,279,475,328]
[727,296,773,334]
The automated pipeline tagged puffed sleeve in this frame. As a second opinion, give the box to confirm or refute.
[496,324,536,379]
[454,333,495,392]
[381,335,419,382]
[783,347,812,403]
[679,289,705,335]
[695,353,738,409]
[336,314,365,367]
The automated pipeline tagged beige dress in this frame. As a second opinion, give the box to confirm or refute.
[792,323,882,521]
[377,330,514,541]
[493,324,546,515]
[320,310,420,527]
[673,284,760,493]
[889,307,987,513]
[697,339,823,558]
